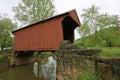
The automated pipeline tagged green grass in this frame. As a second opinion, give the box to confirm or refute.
[77,60,101,80]
[78,71,97,80]
[41,52,53,57]
[99,47,120,57]
[33,52,55,64]
[33,52,53,57]
[85,47,120,57]
[40,52,56,64]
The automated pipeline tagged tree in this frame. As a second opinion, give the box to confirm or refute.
[80,5,100,34]
[77,22,90,47]
[13,0,55,26]
[78,22,90,37]
[0,15,17,51]
[114,15,120,32]
[77,5,118,47]
[78,5,117,36]
[78,5,100,46]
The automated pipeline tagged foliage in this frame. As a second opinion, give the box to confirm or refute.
[41,52,53,57]
[77,67,97,80]
[0,15,17,51]
[77,58,101,80]
[33,51,54,64]
[78,73,97,80]
[78,5,117,36]
[0,54,8,64]
[33,52,53,57]
[99,47,120,57]
[40,52,54,64]
[13,0,55,26]
[78,22,90,37]
[80,5,100,35]
[75,27,120,48]
[77,5,119,47]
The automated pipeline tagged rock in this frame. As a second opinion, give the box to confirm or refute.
[56,41,99,80]
[96,57,120,80]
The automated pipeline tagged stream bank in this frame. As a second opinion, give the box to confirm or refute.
[0,55,56,80]
[0,41,120,80]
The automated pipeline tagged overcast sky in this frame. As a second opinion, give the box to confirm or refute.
[0,0,120,39]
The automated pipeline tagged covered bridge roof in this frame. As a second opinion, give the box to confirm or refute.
[12,9,80,33]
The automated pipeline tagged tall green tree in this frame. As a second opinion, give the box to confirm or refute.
[78,5,118,46]
[13,0,55,26]
[80,5,100,34]
[78,5,100,46]
[114,15,120,31]
[0,15,16,51]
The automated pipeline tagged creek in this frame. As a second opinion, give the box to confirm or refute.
[0,56,56,80]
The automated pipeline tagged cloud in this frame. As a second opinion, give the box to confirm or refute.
[0,0,21,19]
[54,0,120,16]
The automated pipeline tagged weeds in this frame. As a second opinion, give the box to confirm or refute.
[0,54,8,64]
[78,71,97,80]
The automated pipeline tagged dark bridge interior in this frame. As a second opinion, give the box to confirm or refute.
[62,16,79,43]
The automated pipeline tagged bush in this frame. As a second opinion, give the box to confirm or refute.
[41,52,53,57]
[75,27,120,47]
[0,54,8,64]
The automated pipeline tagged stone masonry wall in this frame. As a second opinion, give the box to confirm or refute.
[56,41,120,80]
[95,57,120,80]
[56,41,99,80]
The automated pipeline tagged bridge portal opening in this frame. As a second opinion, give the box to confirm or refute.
[62,16,79,43]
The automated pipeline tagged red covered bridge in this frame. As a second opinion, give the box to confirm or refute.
[12,9,81,57]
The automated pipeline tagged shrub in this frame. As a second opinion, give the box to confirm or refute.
[0,54,8,64]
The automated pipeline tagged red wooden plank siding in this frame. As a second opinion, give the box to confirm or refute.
[14,15,65,51]
[69,9,81,25]
[13,9,80,52]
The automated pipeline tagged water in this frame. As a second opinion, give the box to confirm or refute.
[0,56,56,80]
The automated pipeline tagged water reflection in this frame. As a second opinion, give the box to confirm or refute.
[33,56,56,80]
[0,56,56,80]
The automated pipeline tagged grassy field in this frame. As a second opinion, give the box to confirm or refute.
[86,47,120,57]
[99,47,120,57]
